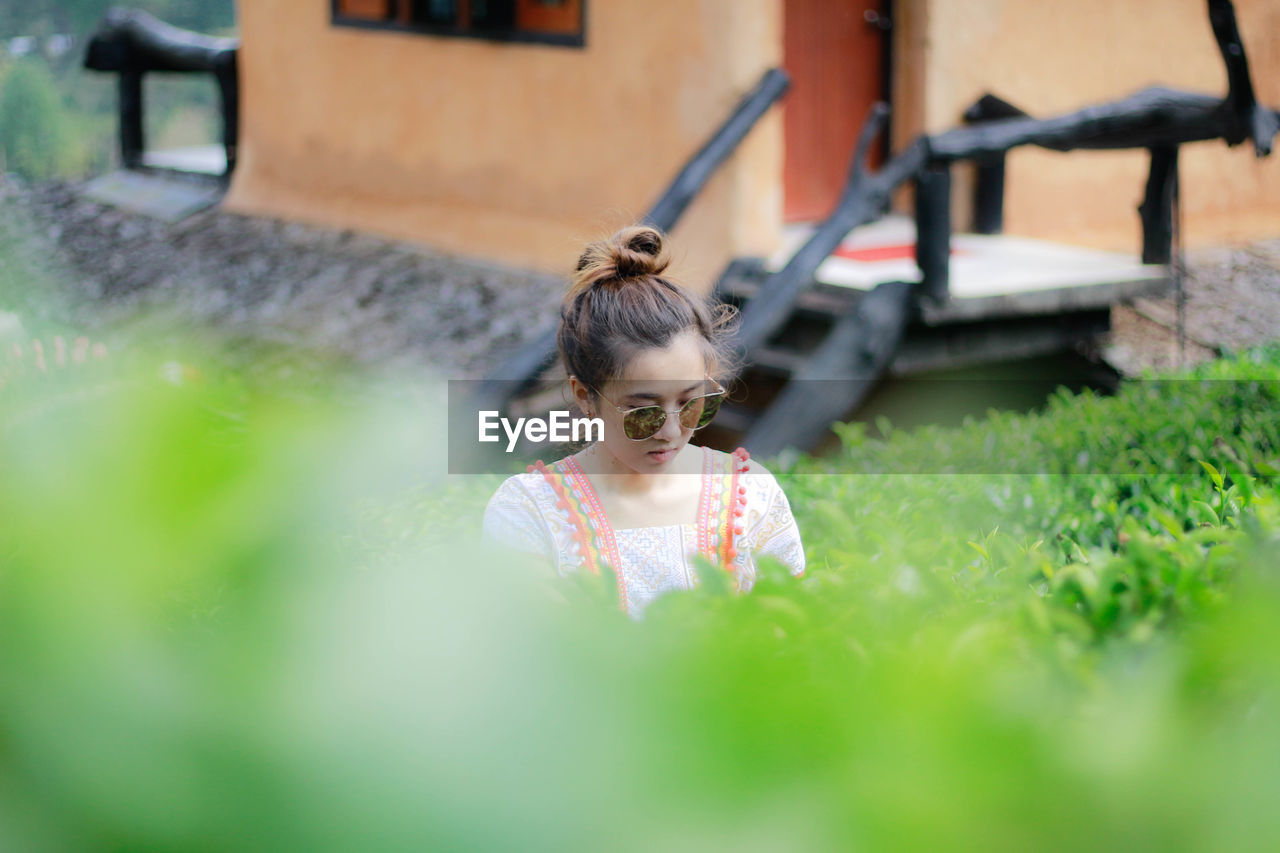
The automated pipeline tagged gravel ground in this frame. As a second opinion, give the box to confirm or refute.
[0,178,565,378]
[2,176,1277,380]
[1104,240,1280,374]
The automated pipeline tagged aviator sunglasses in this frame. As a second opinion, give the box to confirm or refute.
[589,378,727,441]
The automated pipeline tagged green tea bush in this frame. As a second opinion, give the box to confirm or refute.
[0,333,1277,850]
[776,348,1279,652]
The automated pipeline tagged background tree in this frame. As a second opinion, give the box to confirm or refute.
[0,60,75,180]
[0,1,235,41]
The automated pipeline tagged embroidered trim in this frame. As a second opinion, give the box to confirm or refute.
[724,447,751,569]
[528,459,603,571]
[561,457,626,594]
[695,446,716,564]
[532,447,752,610]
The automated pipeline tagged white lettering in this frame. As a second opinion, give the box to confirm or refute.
[478,411,500,442]
[502,417,525,453]
[574,416,604,443]
[478,411,606,452]
[549,410,569,443]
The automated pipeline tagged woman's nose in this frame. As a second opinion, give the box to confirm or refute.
[656,406,685,441]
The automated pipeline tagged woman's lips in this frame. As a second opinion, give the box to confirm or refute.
[646,447,678,464]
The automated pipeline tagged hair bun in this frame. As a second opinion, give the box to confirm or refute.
[569,225,670,298]
[610,226,667,278]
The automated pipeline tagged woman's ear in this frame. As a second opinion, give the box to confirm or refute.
[568,375,593,417]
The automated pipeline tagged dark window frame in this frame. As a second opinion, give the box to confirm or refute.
[330,0,587,48]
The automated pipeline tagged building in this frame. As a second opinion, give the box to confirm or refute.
[224,0,1280,284]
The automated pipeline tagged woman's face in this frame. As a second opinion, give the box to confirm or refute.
[581,329,711,474]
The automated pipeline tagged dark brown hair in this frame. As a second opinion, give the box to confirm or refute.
[558,226,736,396]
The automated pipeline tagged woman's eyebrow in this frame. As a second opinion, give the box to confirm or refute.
[626,382,702,402]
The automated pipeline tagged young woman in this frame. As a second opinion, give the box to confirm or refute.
[482,226,804,616]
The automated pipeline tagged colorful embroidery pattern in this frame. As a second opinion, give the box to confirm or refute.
[695,446,752,574]
[485,447,806,616]
[531,447,753,612]
[528,457,627,611]
[725,447,750,569]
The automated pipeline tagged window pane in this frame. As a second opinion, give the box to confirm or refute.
[409,0,457,25]
[337,0,393,20]
[471,0,516,30]
[338,0,583,40]
[515,0,582,36]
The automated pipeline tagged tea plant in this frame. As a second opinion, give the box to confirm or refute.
[0,331,1277,850]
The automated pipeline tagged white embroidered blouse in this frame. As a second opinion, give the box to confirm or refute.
[482,446,805,617]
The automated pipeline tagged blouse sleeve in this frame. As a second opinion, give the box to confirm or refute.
[745,464,806,578]
[482,474,556,564]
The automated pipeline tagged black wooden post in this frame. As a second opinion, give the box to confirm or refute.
[119,70,145,169]
[216,58,239,176]
[972,156,1006,234]
[1138,144,1178,264]
[914,163,951,303]
[962,94,1027,234]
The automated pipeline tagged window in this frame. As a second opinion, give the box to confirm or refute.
[333,0,585,47]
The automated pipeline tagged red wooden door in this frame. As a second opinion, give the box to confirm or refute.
[783,0,887,222]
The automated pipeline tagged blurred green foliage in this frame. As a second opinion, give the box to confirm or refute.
[1,296,1278,849]
[0,60,80,180]
[0,1,235,42]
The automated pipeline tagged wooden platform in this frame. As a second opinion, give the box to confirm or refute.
[81,168,225,223]
[767,216,1171,324]
[141,144,228,176]
[710,217,1172,379]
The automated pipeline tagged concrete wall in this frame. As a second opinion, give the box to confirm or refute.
[892,0,1280,251]
[226,0,784,287]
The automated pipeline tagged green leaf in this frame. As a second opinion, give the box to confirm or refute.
[1255,458,1280,476]
[1191,500,1220,527]
[1199,460,1224,489]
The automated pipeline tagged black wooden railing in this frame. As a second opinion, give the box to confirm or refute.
[84,9,239,177]
[474,67,791,411]
[741,0,1278,454]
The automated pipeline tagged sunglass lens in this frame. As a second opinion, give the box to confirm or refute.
[680,393,723,430]
[698,393,723,427]
[624,406,666,440]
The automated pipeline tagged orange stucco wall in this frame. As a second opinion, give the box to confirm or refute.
[893,0,1280,251]
[226,0,784,287]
